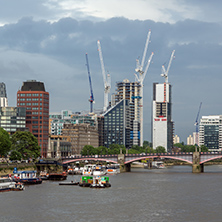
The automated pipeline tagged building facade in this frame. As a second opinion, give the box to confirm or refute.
[17,80,49,158]
[115,79,141,146]
[199,115,222,151]
[0,82,8,107]
[49,111,96,136]
[152,82,173,151]
[187,135,194,145]
[103,99,131,148]
[173,135,180,144]
[0,107,26,134]
[62,123,99,154]
[47,136,72,158]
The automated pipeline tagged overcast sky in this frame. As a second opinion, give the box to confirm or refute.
[0,0,222,143]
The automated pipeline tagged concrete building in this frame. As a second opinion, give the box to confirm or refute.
[103,99,131,148]
[0,107,26,134]
[0,83,8,107]
[62,123,99,154]
[187,135,194,145]
[173,135,180,144]
[193,132,199,146]
[199,115,222,151]
[152,82,173,151]
[115,79,141,146]
[47,135,71,158]
[49,111,96,136]
[17,80,49,158]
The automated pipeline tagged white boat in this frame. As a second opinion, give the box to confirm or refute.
[152,161,166,169]
[0,177,15,192]
[93,166,106,176]
[106,164,120,174]
[82,164,95,176]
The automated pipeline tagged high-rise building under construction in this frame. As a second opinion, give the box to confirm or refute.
[152,82,173,151]
[115,79,141,147]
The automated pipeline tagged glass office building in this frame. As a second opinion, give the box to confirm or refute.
[199,115,222,151]
[103,99,131,148]
[0,107,26,133]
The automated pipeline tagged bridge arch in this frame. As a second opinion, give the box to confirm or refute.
[200,155,222,164]
[125,155,193,164]
[63,157,118,165]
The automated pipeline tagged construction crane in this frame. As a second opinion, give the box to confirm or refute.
[161,50,175,83]
[134,29,154,146]
[97,40,111,112]
[85,53,94,113]
[194,102,202,147]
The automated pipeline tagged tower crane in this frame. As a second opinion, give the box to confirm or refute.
[85,53,94,113]
[97,40,111,112]
[161,50,175,83]
[194,102,202,147]
[134,29,154,146]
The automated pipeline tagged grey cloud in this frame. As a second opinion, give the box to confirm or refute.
[0,16,221,142]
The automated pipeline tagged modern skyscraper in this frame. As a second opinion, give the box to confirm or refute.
[115,79,141,146]
[0,82,8,107]
[152,82,173,151]
[199,115,222,151]
[17,80,49,158]
[103,99,131,148]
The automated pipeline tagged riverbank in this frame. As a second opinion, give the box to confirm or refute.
[0,163,36,176]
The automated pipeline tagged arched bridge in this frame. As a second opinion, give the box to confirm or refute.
[62,151,222,173]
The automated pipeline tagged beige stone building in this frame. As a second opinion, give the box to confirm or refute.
[62,123,99,154]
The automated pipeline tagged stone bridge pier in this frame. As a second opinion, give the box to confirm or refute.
[192,152,204,173]
[118,154,131,172]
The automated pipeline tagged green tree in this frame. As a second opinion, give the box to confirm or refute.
[200,145,208,152]
[11,131,40,159]
[9,150,22,161]
[155,146,166,153]
[81,145,96,155]
[0,127,12,157]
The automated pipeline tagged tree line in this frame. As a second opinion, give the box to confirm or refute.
[81,142,208,155]
[0,128,40,161]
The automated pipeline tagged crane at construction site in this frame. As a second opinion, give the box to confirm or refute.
[97,40,111,112]
[161,50,175,83]
[85,53,94,113]
[134,29,154,146]
[194,102,202,148]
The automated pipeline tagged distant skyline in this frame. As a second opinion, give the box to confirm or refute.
[0,0,222,142]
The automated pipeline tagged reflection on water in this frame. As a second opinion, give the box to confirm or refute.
[1,165,222,222]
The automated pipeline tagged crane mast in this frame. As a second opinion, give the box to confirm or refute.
[85,53,94,113]
[194,102,202,147]
[134,29,153,146]
[97,40,111,112]
[161,50,175,83]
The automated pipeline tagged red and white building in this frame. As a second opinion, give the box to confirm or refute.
[152,82,173,151]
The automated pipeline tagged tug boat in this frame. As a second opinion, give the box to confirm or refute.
[13,170,42,185]
[79,176,93,187]
[79,175,111,188]
[90,176,111,188]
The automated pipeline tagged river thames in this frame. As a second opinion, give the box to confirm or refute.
[1,165,222,222]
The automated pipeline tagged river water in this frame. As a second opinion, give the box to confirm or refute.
[1,165,222,222]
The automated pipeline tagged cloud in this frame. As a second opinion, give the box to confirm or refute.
[0,15,222,142]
